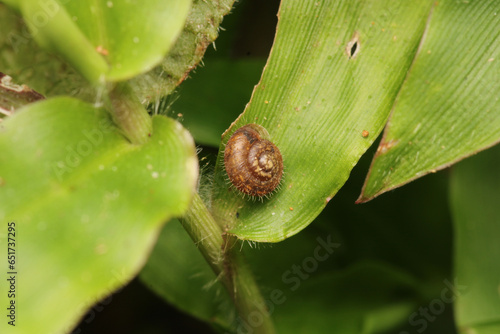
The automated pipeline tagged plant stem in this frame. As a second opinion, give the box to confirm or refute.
[21,0,109,84]
[181,193,276,334]
[108,82,152,144]
[226,237,277,334]
[180,192,225,276]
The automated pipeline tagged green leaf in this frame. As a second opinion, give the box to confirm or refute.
[210,0,434,241]
[450,145,500,333]
[131,0,236,104]
[140,219,234,330]
[0,97,198,334]
[360,0,500,201]
[17,0,191,82]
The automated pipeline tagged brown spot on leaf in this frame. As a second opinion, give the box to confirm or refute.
[96,45,109,56]
[377,140,399,154]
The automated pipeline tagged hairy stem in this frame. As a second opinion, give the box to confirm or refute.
[181,193,276,334]
[108,82,152,144]
[180,192,225,276]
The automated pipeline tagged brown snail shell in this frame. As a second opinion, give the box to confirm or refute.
[224,124,283,197]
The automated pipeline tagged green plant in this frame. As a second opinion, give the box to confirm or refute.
[1,1,499,333]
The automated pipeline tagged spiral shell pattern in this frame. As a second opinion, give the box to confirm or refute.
[224,124,283,197]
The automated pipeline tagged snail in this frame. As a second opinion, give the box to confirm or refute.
[224,124,283,197]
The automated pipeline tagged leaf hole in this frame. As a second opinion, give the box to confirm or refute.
[346,33,360,59]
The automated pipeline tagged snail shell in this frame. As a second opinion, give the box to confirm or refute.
[224,124,283,197]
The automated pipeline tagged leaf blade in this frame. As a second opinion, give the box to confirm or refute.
[0,97,198,334]
[211,0,434,241]
[18,0,192,82]
[360,0,500,201]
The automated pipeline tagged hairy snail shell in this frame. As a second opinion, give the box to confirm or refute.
[224,124,283,197]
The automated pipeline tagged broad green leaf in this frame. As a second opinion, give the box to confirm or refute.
[0,97,198,334]
[450,145,500,333]
[139,219,234,330]
[210,0,434,241]
[16,0,191,82]
[360,0,500,202]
